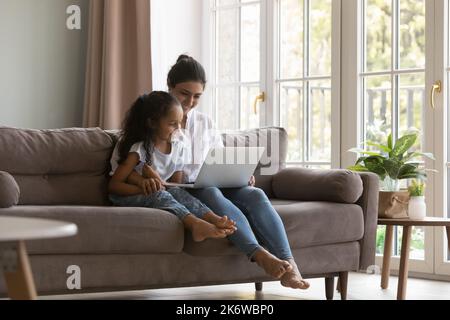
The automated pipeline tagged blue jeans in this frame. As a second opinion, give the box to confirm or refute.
[188,186,293,260]
[109,187,211,220]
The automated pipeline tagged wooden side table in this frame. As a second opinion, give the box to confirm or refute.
[0,216,77,300]
[378,217,450,300]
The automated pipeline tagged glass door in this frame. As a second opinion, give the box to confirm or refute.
[342,0,435,274]
[275,0,337,168]
[211,0,265,131]
[362,0,433,274]
[435,0,450,276]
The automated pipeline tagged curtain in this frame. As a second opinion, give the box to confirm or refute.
[83,0,152,129]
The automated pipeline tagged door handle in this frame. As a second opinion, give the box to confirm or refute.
[252,92,265,114]
[430,80,441,109]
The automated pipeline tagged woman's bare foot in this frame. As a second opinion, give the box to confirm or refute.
[253,248,293,279]
[183,215,228,242]
[280,258,310,290]
[203,212,237,235]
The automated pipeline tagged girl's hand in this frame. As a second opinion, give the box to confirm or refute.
[248,175,256,187]
[141,178,165,195]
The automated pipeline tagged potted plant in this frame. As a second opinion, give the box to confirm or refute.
[408,179,426,219]
[347,129,435,218]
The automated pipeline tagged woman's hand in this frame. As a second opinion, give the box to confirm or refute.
[143,164,163,181]
[140,177,165,195]
[248,175,256,187]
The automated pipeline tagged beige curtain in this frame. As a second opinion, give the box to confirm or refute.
[83,0,152,129]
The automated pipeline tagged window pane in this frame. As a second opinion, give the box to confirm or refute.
[241,4,260,82]
[280,81,303,162]
[309,0,332,76]
[217,8,238,83]
[309,79,331,162]
[376,225,387,255]
[364,76,392,146]
[399,0,425,69]
[217,0,238,6]
[216,87,238,130]
[240,86,260,129]
[395,226,425,260]
[398,73,425,152]
[410,227,425,260]
[280,0,303,79]
[365,0,392,72]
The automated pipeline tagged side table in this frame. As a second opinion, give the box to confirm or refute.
[0,216,77,300]
[378,217,450,300]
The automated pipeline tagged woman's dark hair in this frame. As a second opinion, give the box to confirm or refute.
[118,91,180,165]
[167,54,207,89]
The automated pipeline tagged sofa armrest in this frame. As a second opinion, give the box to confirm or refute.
[271,167,363,203]
[0,171,20,208]
[355,172,379,271]
[272,168,379,271]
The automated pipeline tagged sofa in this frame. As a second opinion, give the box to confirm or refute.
[0,126,378,300]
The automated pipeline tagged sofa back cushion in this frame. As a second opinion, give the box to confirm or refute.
[0,127,114,205]
[221,127,287,197]
[0,126,286,206]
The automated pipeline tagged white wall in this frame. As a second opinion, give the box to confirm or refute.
[151,0,204,91]
[0,0,89,129]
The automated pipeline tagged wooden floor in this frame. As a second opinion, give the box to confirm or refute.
[37,272,450,300]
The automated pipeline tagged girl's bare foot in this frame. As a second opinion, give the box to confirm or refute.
[215,215,236,230]
[203,212,237,235]
[253,248,293,279]
[280,258,310,290]
[190,219,228,242]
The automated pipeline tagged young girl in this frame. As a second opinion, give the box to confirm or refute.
[108,91,236,242]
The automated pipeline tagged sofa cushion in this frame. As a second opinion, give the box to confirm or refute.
[0,127,114,206]
[183,199,364,257]
[221,127,288,198]
[272,168,364,203]
[0,206,184,254]
[0,171,20,208]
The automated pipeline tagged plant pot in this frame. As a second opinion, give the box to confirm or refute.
[378,190,410,218]
[408,196,426,220]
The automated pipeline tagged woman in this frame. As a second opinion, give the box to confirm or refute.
[166,55,309,290]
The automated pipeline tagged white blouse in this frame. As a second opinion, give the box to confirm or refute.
[182,109,224,183]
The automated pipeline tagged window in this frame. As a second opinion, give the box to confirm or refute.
[211,0,263,131]
[207,0,450,278]
[360,0,426,260]
[208,0,340,168]
[277,0,333,168]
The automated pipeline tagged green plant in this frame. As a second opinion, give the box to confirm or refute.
[408,179,425,197]
[347,130,435,190]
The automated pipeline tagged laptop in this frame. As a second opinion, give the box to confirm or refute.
[165,147,265,189]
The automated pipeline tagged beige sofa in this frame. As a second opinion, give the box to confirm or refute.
[0,126,378,299]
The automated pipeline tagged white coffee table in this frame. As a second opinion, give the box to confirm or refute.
[0,216,77,300]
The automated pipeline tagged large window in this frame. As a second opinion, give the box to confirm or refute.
[208,0,339,168]
[207,0,450,279]
[360,0,426,260]
[277,0,333,167]
[211,0,263,131]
